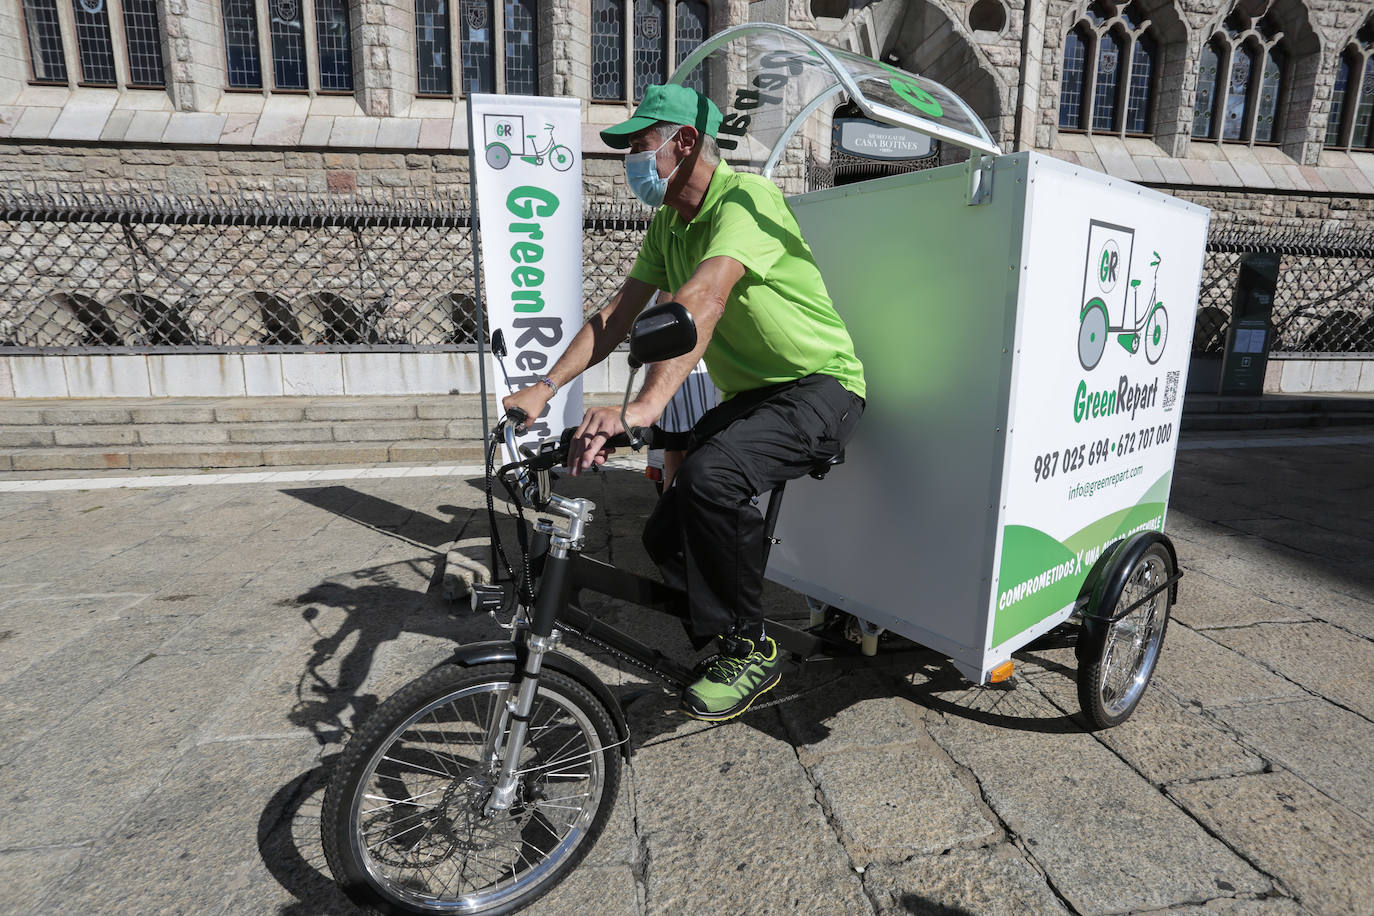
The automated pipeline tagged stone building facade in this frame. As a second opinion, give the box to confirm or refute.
[3,0,1373,227]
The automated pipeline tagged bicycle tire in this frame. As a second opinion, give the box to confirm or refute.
[1076,543,1172,729]
[321,662,622,915]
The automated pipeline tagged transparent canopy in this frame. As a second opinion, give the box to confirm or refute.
[670,23,1000,177]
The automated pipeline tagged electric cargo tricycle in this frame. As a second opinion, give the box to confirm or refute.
[320,25,1209,915]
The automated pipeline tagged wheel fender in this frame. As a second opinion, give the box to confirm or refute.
[1080,296,1108,320]
[1076,532,1177,659]
[445,640,633,758]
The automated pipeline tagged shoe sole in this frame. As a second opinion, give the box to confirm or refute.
[680,670,781,722]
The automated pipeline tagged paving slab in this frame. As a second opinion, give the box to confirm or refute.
[0,648,267,846]
[862,844,1070,916]
[776,669,926,763]
[1028,668,1266,786]
[37,738,321,914]
[0,847,87,916]
[1169,771,1374,915]
[1203,621,1374,719]
[0,614,186,766]
[925,686,1270,914]
[1148,624,1309,709]
[628,698,871,916]
[810,742,998,863]
[1169,569,1313,630]
[1208,697,1374,822]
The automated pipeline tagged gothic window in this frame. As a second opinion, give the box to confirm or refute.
[416,0,541,97]
[1057,3,1155,136]
[675,0,709,94]
[416,0,452,95]
[1193,40,1222,139]
[122,0,166,87]
[592,0,625,100]
[1058,26,1089,128]
[223,0,354,92]
[505,0,539,96]
[20,0,67,84]
[460,0,495,94]
[1325,21,1374,151]
[314,0,353,91]
[269,0,308,90]
[595,1,712,102]
[21,0,167,88]
[634,0,668,101]
[1192,12,1288,144]
[74,0,118,86]
[223,0,263,88]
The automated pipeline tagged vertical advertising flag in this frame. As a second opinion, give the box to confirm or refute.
[470,94,584,445]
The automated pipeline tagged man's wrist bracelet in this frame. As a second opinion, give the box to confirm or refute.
[538,376,558,396]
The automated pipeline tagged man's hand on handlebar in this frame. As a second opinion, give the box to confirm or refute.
[569,403,656,476]
[502,386,553,432]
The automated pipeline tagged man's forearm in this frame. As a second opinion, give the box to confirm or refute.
[541,279,651,388]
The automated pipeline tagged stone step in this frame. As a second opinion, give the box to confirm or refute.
[0,418,488,448]
[1,440,489,472]
[0,395,498,426]
[1181,410,1374,432]
[0,393,624,472]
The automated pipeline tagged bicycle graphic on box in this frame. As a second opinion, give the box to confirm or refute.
[483,114,575,171]
[1077,220,1168,371]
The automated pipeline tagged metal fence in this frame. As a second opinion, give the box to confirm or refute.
[1197,226,1374,356]
[2,187,1372,356]
[0,187,653,351]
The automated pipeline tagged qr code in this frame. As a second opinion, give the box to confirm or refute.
[1163,370,1179,411]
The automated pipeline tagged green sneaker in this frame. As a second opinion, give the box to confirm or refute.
[681,634,781,722]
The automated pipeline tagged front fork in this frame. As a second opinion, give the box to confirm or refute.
[483,517,580,815]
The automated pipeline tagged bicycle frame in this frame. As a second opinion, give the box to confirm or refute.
[476,421,930,811]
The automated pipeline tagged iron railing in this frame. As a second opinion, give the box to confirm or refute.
[1197,225,1374,356]
[0,187,653,351]
[1,187,1371,356]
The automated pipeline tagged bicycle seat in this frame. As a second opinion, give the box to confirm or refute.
[808,450,845,480]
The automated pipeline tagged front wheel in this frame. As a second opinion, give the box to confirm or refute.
[1144,305,1168,364]
[549,145,574,171]
[1077,542,1173,729]
[321,662,622,915]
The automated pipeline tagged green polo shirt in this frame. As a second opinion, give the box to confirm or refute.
[628,162,865,400]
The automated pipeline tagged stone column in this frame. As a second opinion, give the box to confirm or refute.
[166,0,227,112]
[358,0,415,117]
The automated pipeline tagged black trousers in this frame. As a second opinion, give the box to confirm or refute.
[642,374,864,647]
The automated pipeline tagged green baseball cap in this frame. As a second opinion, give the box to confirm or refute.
[599,84,723,149]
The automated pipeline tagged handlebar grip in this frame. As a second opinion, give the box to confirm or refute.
[558,427,638,450]
[505,407,529,429]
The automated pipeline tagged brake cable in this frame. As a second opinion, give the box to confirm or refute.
[484,427,536,606]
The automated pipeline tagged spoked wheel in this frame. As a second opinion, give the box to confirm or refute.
[1077,541,1173,729]
[1144,305,1168,364]
[322,663,622,915]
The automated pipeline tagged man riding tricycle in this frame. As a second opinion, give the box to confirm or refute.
[320,24,1208,915]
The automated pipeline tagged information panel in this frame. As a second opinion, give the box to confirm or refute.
[989,163,1209,648]
[469,94,584,445]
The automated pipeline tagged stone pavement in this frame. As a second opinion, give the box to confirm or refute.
[0,430,1371,915]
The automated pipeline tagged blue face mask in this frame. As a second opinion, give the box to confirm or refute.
[624,130,682,208]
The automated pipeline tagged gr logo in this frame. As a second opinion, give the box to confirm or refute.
[1097,239,1120,293]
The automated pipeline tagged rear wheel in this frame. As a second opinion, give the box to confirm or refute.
[322,662,621,914]
[1077,543,1172,729]
[1078,300,1109,371]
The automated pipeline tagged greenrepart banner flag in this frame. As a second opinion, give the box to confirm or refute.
[470,94,584,446]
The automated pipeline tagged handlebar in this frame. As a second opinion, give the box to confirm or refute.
[497,408,643,479]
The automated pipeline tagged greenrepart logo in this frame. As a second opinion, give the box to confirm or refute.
[878,63,944,118]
